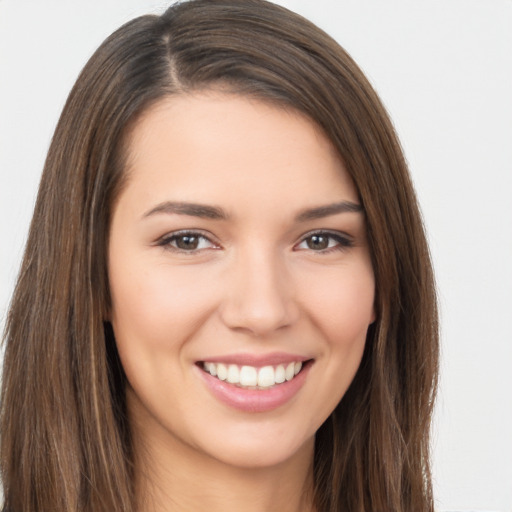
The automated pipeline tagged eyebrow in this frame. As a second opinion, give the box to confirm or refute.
[294,201,363,221]
[142,200,363,221]
[143,201,228,220]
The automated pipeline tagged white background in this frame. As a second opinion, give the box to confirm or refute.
[1,1,511,511]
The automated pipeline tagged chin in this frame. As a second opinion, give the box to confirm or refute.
[199,433,316,471]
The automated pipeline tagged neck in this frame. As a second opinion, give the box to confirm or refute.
[139,455,315,512]
[131,407,316,512]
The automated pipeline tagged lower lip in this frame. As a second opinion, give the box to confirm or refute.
[197,362,311,413]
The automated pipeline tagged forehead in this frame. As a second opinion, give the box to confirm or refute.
[121,92,358,215]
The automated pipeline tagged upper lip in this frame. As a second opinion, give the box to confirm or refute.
[197,352,312,367]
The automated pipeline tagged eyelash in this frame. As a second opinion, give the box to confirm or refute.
[156,230,219,253]
[295,231,354,254]
[155,230,353,254]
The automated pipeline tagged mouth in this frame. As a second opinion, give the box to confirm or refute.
[198,360,311,390]
[196,356,313,412]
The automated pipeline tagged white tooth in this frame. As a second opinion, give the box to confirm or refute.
[257,366,275,388]
[275,365,286,384]
[285,362,295,381]
[217,363,227,381]
[227,364,240,384]
[294,361,302,375]
[239,366,257,387]
[204,362,216,376]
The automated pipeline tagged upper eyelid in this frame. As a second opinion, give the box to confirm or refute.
[156,229,219,246]
[157,228,214,239]
[297,229,352,241]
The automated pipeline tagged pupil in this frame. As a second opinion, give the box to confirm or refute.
[177,235,199,250]
[308,235,328,250]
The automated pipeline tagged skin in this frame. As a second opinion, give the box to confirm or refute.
[108,92,375,512]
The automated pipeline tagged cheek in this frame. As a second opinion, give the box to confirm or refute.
[287,261,374,430]
[299,261,375,345]
[109,259,221,355]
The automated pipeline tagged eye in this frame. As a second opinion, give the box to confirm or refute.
[156,231,219,252]
[295,231,353,252]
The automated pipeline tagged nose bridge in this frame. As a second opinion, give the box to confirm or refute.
[220,241,297,335]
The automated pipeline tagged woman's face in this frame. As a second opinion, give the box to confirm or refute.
[108,92,375,470]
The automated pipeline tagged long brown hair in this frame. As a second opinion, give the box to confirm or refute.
[1,1,438,510]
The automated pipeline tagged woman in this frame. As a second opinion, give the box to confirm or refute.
[0,0,438,511]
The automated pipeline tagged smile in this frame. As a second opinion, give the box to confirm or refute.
[198,358,313,412]
[202,361,303,389]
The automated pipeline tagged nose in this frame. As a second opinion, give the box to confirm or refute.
[219,246,299,337]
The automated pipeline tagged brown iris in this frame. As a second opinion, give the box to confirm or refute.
[175,235,200,250]
[306,234,329,250]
